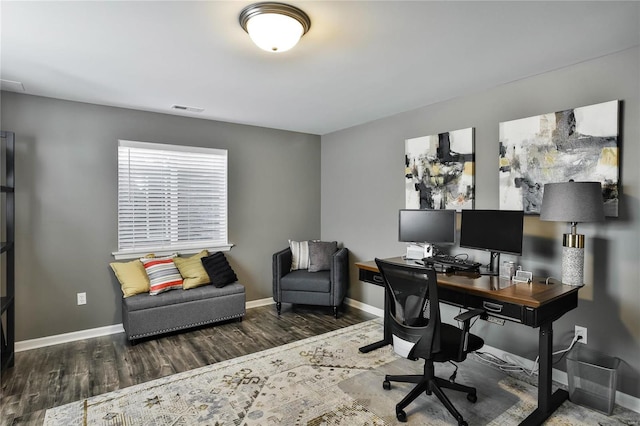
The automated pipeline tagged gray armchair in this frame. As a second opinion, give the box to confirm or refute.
[272,246,349,318]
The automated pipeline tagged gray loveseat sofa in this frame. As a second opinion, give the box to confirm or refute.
[122,282,245,342]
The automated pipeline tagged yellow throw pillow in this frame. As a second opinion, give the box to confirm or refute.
[174,250,210,289]
[110,259,151,297]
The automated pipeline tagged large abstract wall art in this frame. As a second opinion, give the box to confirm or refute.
[499,100,619,216]
[405,128,474,211]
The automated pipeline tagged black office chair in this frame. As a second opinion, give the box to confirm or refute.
[375,258,485,426]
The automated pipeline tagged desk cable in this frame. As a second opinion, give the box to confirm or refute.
[550,333,582,365]
[473,351,536,376]
[473,333,583,377]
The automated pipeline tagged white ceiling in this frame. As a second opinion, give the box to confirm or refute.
[1,1,639,135]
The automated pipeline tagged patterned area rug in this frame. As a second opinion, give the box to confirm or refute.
[44,319,638,425]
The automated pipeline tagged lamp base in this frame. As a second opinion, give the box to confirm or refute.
[562,233,585,286]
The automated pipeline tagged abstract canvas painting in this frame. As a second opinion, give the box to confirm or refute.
[405,128,474,211]
[499,100,619,216]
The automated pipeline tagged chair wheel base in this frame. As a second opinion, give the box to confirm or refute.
[458,421,468,426]
[396,409,407,422]
[382,380,391,390]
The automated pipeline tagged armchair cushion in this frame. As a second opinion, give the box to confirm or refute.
[308,241,338,272]
[280,270,331,292]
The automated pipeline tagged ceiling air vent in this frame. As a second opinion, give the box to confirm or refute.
[171,104,204,113]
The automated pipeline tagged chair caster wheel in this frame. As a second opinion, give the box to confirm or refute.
[396,409,407,422]
[383,380,391,390]
[458,421,468,426]
[467,393,477,403]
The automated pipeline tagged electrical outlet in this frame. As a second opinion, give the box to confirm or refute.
[77,292,87,306]
[575,325,587,344]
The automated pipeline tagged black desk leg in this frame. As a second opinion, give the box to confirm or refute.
[359,287,392,353]
[520,322,569,426]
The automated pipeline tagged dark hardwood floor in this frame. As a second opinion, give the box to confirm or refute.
[0,303,376,426]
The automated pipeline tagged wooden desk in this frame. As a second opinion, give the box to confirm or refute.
[355,257,580,426]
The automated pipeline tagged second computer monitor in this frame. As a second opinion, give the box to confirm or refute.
[459,209,524,255]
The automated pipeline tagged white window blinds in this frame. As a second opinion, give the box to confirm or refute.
[115,140,228,258]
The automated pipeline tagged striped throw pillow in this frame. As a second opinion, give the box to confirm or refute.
[289,240,310,270]
[141,255,183,295]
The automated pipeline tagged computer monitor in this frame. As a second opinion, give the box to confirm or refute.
[398,209,456,247]
[459,209,524,275]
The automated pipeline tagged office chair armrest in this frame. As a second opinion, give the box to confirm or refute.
[454,308,485,323]
[453,308,484,361]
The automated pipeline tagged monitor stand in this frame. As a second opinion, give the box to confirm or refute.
[479,251,500,276]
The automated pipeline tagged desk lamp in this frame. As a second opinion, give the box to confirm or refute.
[540,181,605,286]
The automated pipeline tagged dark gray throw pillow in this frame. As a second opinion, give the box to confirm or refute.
[308,241,338,272]
[201,252,238,288]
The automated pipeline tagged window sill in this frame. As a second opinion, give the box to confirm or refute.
[112,244,234,260]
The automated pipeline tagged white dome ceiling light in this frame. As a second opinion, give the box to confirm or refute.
[239,2,311,53]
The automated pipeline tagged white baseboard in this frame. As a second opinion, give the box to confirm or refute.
[344,297,384,317]
[246,297,275,309]
[616,387,640,414]
[13,297,640,414]
[250,297,383,316]
[16,324,125,352]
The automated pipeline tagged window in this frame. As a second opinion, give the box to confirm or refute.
[113,140,230,259]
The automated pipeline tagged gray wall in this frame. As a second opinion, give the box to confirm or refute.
[321,47,640,398]
[0,92,321,340]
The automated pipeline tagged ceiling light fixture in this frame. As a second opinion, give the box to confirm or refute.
[239,2,311,53]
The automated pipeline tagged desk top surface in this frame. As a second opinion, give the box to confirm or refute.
[355,257,579,308]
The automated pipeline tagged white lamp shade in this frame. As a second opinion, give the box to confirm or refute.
[246,13,304,52]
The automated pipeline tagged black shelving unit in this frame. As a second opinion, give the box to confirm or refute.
[1,130,15,372]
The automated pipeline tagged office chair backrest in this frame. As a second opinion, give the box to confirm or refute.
[375,258,441,359]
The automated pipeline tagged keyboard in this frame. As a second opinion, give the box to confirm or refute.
[424,254,482,271]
